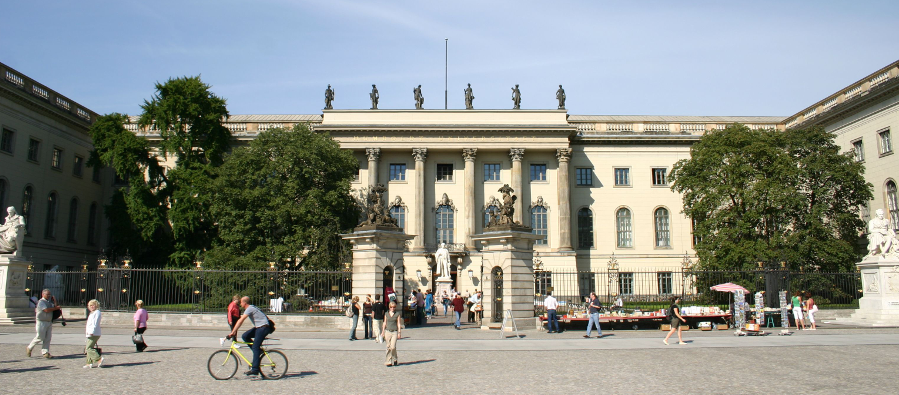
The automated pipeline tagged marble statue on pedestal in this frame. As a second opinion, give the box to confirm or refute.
[0,207,25,256]
[370,84,379,110]
[511,84,521,109]
[556,85,566,109]
[464,83,474,109]
[324,84,334,110]
[413,85,424,109]
[435,243,451,280]
[867,209,897,258]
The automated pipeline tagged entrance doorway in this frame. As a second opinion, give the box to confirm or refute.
[492,266,503,322]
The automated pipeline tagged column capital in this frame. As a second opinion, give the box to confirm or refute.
[462,148,477,162]
[412,148,428,162]
[556,148,572,162]
[509,148,525,162]
[366,148,381,161]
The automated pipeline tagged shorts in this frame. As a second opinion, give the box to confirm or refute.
[792,307,803,321]
[807,310,815,323]
[670,317,681,328]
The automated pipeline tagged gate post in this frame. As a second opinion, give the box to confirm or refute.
[472,226,543,330]
[341,226,415,308]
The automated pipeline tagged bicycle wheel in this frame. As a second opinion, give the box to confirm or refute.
[259,349,288,380]
[207,350,239,380]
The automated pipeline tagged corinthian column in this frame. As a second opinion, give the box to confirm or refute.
[462,148,477,249]
[509,148,525,224]
[556,148,572,251]
[411,148,428,251]
[366,148,381,188]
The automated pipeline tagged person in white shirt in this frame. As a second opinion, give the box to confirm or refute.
[83,299,103,368]
[544,292,560,333]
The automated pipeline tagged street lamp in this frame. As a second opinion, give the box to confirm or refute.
[97,250,108,269]
[121,250,132,269]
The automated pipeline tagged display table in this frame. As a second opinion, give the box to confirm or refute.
[539,313,732,330]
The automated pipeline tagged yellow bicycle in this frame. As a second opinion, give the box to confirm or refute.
[207,338,288,380]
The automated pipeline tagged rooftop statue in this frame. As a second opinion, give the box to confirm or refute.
[511,84,521,109]
[556,85,566,110]
[464,83,475,110]
[0,206,26,257]
[414,85,424,109]
[324,84,334,110]
[370,84,379,110]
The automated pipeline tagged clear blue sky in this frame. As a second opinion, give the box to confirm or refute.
[2,0,896,117]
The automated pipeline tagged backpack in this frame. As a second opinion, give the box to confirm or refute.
[265,315,276,333]
[345,305,354,318]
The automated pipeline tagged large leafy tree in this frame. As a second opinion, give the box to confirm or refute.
[88,76,230,267]
[205,125,359,270]
[670,124,872,272]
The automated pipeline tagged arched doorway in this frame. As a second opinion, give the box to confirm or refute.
[382,265,394,301]
[492,266,503,322]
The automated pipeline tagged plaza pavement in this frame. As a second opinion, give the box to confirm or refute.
[1,313,897,394]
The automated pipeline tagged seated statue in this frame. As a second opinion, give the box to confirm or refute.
[867,209,896,258]
[0,206,26,256]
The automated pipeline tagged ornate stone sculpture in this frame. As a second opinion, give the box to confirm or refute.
[511,84,521,109]
[486,184,521,227]
[413,85,424,109]
[867,209,896,258]
[0,206,26,256]
[556,85,566,109]
[434,242,451,279]
[324,84,334,110]
[370,84,379,110]
[464,83,474,110]
[360,183,398,228]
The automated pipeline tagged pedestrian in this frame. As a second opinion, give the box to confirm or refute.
[133,300,149,352]
[544,291,560,333]
[663,296,687,345]
[363,295,374,340]
[372,294,386,343]
[473,291,483,323]
[441,291,450,316]
[416,289,425,325]
[27,289,60,359]
[83,299,104,368]
[467,292,476,322]
[408,290,418,324]
[348,295,360,340]
[791,291,805,330]
[584,292,603,338]
[382,301,403,367]
[227,294,240,330]
[805,291,817,330]
[452,293,465,329]
[227,296,271,377]
[425,289,434,319]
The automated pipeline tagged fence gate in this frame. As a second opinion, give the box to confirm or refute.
[492,266,503,322]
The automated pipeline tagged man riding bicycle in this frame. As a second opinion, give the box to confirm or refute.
[227,296,270,376]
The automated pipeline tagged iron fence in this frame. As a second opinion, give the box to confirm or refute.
[26,268,354,314]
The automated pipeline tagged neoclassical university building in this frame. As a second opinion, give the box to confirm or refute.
[2,59,897,296]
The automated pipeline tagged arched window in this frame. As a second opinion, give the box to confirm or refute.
[87,202,98,246]
[577,207,593,249]
[0,178,7,210]
[436,205,454,244]
[44,192,58,239]
[654,207,670,247]
[616,208,632,248]
[888,181,899,231]
[484,205,499,228]
[532,206,548,245]
[390,205,406,231]
[22,186,33,235]
[66,198,78,242]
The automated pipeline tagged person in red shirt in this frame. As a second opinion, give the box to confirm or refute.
[452,293,465,330]
[227,295,240,330]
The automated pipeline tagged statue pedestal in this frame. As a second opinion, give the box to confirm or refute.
[434,277,453,299]
[472,227,543,330]
[0,255,33,325]
[852,256,899,324]
[342,227,415,307]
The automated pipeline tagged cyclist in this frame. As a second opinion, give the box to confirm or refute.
[227,296,271,376]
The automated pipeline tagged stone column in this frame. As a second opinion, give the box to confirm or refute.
[366,148,381,188]
[411,148,428,251]
[556,148,572,251]
[509,148,525,224]
[463,148,477,249]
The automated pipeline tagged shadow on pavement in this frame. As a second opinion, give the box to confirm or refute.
[1,365,59,373]
[397,359,435,366]
[281,371,318,379]
[104,361,158,368]
[140,347,188,353]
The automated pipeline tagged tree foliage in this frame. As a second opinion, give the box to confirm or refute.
[205,125,360,270]
[670,124,872,272]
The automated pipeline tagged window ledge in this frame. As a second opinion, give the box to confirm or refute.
[0,150,12,156]
[879,150,894,158]
[388,180,408,184]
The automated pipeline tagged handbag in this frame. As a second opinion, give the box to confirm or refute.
[132,332,144,344]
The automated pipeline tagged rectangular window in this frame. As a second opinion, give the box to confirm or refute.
[618,273,634,296]
[92,166,102,184]
[27,138,40,162]
[879,129,892,155]
[354,165,360,182]
[576,168,593,186]
[614,168,630,186]
[389,163,406,181]
[484,163,501,182]
[535,270,552,297]
[652,168,667,186]
[0,128,13,153]
[73,156,84,177]
[436,164,453,181]
[530,164,547,182]
[658,272,673,295]
[852,139,864,162]
[578,272,596,300]
[51,148,62,170]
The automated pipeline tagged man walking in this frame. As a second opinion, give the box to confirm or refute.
[452,293,465,329]
[544,292,559,333]
[415,289,425,325]
[372,294,386,343]
[228,296,271,376]
[28,289,60,358]
[584,292,603,338]
[424,290,434,320]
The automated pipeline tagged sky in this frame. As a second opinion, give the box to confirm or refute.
[1,0,897,118]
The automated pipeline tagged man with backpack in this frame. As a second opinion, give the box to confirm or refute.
[584,292,603,338]
[227,296,272,377]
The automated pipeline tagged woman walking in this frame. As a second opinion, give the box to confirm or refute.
[791,291,805,330]
[362,295,374,340]
[83,299,103,368]
[663,296,687,345]
[804,291,817,330]
[133,300,148,352]
[382,301,402,367]
[441,291,450,316]
[348,296,360,341]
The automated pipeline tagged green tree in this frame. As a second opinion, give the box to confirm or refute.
[205,124,359,270]
[88,76,230,267]
[670,124,871,271]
